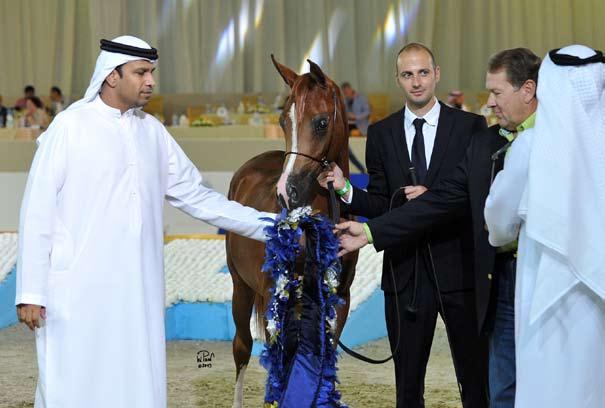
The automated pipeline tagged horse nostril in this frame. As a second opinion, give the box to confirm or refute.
[290,190,298,203]
[287,185,299,204]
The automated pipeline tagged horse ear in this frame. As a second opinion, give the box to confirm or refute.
[271,54,298,88]
[307,59,327,88]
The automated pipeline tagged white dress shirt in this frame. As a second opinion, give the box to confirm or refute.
[404,97,441,166]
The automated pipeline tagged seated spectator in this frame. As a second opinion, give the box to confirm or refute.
[0,95,7,127]
[20,96,50,129]
[446,89,469,111]
[14,85,35,111]
[49,86,66,116]
[341,82,370,136]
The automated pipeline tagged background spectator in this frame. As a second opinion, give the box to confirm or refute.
[0,95,7,127]
[20,96,50,129]
[14,85,35,111]
[49,86,66,116]
[341,82,371,136]
[446,89,469,111]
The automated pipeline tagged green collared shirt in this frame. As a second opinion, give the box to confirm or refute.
[496,112,535,254]
[517,112,536,133]
[498,112,536,143]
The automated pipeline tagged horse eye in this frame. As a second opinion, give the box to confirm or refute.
[279,116,286,129]
[313,116,329,135]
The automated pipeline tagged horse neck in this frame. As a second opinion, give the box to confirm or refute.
[333,101,351,178]
[329,114,351,177]
[335,140,351,178]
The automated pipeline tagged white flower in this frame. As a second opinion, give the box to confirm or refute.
[325,266,339,289]
[267,318,277,337]
[277,219,292,230]
[286,206,312,224]
[275,274,289,298]
[328,315,337,332]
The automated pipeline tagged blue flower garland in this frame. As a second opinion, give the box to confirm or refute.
[260,207,347,407]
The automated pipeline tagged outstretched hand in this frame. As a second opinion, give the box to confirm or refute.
[334,220,369,257]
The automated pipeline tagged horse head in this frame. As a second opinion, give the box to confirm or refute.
[272,55,349,210]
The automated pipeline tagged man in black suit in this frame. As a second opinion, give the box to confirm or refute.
[332,48,541,408]
[320,43,488,407]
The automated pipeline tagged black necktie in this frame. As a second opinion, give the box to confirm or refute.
[411,118,427,185]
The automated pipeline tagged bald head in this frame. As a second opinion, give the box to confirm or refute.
[396,43,437,73]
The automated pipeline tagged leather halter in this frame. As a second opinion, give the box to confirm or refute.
[283,151,330,170]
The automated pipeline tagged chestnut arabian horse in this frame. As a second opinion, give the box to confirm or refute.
[226,56,359,407]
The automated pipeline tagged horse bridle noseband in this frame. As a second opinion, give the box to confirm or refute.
[283,151,330,170]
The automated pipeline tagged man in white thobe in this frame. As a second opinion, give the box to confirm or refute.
[15,36,274,408]
[484,45,605,407]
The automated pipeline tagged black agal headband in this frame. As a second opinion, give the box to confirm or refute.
[100,39,158,60]
[549,48,605,66]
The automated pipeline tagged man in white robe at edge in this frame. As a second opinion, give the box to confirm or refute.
[14,35,275,408]
[484,44,605,407]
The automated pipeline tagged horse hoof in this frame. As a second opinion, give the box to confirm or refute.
[232,364,247,408]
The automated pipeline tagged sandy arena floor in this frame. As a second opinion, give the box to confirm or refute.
[0,320,461,407]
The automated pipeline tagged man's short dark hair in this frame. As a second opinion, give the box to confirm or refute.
[51,86,62,96]
[396,42,437,70]
[488,48,541,88]
[340,82,352,90]
[24,85,35,94]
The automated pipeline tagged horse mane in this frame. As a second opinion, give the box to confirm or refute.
[329,82,351,178]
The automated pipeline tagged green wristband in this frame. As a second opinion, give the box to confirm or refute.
[336,179,351,196]
[362,223,374,244]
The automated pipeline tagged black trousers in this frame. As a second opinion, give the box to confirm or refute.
[384,253,489,408]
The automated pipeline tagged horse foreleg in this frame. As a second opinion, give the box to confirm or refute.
[231,273,256,408]
[334,256,357,345]
[334,291,351,345]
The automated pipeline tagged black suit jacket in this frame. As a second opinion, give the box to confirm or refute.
[349,102,487,293]
[368,125,507,331]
